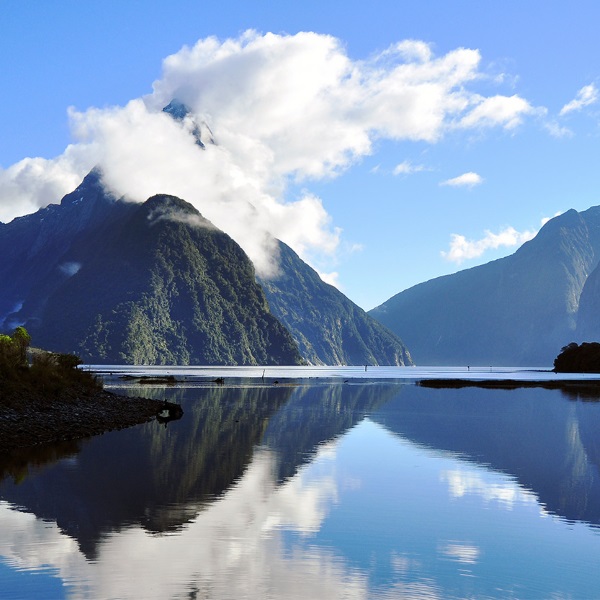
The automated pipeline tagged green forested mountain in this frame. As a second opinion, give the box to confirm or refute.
[259,241,412,365]
[31,194,302,364]
[369,207,600,366]
[0,174,301,364]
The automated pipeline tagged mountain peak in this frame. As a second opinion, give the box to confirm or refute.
[161,99,214,149]
[162,99,191,121]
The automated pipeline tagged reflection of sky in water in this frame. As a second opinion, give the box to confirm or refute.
[2,418,600,599]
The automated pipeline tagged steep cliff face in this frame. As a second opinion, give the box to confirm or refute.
[369,207,600,366]
[258,241,412,366]
[576,255,600,342]
[24,194,303,365]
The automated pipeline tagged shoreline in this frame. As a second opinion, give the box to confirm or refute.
[418,378,600,394]
[4,369,600,455]
[0,390,180,454]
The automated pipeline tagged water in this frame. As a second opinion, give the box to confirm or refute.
[2,368,600,598]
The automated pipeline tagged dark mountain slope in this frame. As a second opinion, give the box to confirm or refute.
[369,207,600,366]
[0,171,134,330]
[30,194,302,365]
[258,241,412,365]
[576,255,600,341]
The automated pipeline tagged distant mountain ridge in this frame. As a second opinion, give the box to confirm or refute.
[0,171,411,366]
[369,207,600,366]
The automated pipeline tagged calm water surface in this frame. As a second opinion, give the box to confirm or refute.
[1,368,600,599]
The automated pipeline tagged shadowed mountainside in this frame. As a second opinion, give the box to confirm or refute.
[370,207,600,366]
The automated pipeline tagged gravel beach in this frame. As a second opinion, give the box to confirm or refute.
[0,389,177,453]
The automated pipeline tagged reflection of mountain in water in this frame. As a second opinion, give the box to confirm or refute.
[4,380,599,561]
[0,385,294,558]
[262,382,402,482]
[0,382,402,558]
[371,385,600,527]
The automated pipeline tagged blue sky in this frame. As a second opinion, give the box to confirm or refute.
[2,1,600,310]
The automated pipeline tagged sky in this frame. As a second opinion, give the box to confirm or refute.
[2,1,600,310]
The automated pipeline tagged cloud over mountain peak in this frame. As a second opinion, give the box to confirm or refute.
[0,31,536,278]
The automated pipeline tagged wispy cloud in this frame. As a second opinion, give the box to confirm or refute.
[560,83,599,116]
[544,121,573,138]
[541,211,562,225]
[318,271,341,289]
[440,172,483,188]
[441,225,537,263]
[393,160,428,175]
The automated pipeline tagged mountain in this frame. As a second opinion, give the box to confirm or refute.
[575,260,600,341]
[369,207,600,366]
[259,241,412,365]
[0,170,132,331]
[0,173,302,365]
[0,171,411,365]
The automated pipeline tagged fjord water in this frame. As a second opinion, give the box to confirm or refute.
[2,371,600,599]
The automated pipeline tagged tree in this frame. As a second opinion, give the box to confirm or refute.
[11,326,31,366]
[553,341,600,373]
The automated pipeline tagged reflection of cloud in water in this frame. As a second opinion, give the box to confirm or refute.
[371,579,442,600]
[0,448,366,599]
[441,468,541,510]
[438,541,480,565]
[390,551,422,575]
[0,503,81,574]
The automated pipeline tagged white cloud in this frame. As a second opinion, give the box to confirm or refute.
[441,225,536,263]
[440,172,483,188]
[58,261,82,276]
[441,213,560,264]
[560,83,599,116]
[0,31,537,277]
[0,147,94,223]
[459,94,535,130]
[0,447,368,600]
[438,542,480,565]
[541,211,562,226]
[393,160,427,175]
[441,469,539,510]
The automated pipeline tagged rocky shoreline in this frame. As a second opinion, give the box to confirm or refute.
[0,389,178,453]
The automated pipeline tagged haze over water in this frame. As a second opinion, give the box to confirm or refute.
[1,368,600,599]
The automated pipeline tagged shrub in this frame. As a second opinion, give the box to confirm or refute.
[0,328,101,405]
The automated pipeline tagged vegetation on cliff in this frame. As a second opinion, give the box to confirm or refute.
[259,241,412,366]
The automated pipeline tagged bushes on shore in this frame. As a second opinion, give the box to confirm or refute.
[553,342,600,373]
[0,327,101,406]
